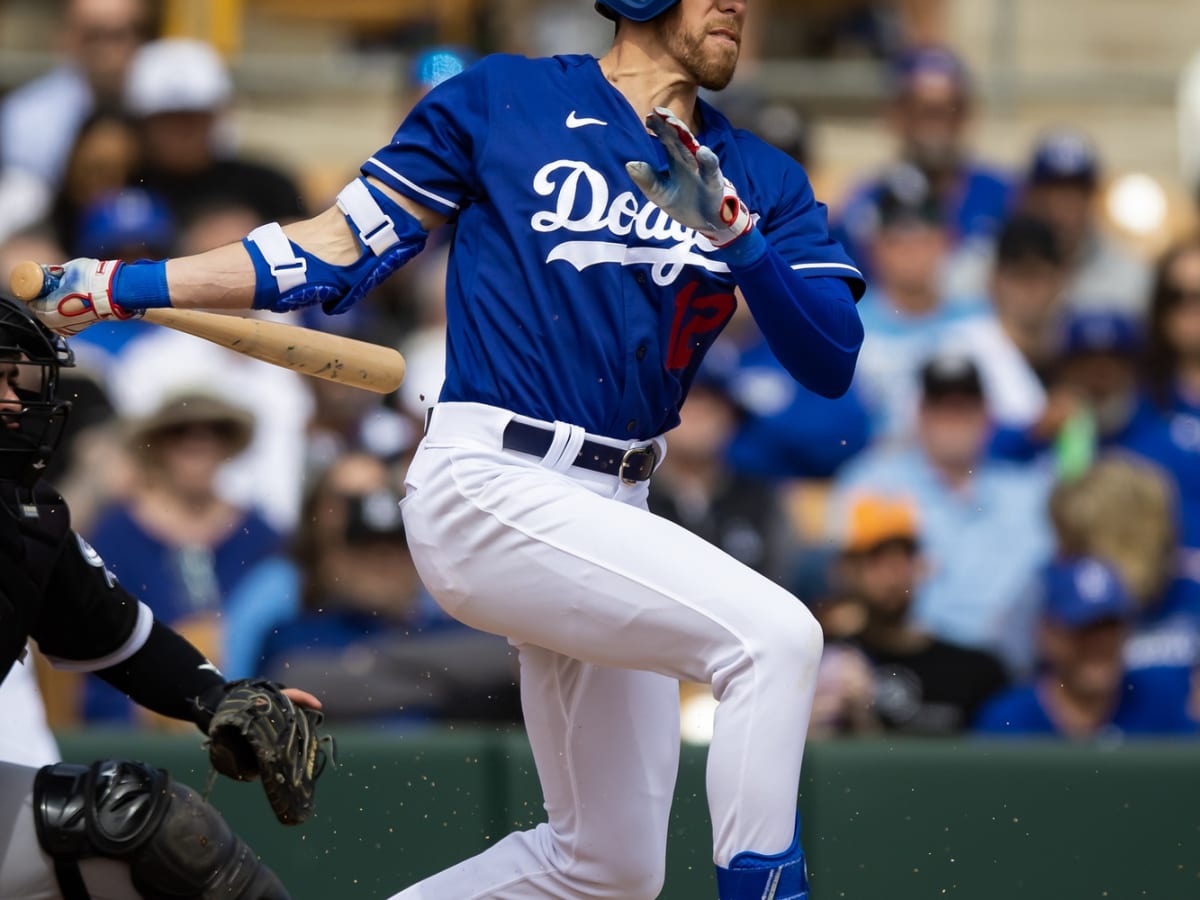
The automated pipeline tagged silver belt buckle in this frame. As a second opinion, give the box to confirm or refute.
[619,444,657,485]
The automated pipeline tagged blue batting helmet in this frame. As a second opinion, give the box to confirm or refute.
[594,0,679,22]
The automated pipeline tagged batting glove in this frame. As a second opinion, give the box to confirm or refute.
[24,259,140,336]
[626,107,754,249]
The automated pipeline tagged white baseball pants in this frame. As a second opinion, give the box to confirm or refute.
[392,402,822,900]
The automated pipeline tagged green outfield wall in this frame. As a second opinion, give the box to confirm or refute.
[56,730,1200,899]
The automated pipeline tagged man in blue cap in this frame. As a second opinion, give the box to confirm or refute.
[974,558,1196,737]
[1020,129,1149,316]
[834,45,1015,279]
[990,309,1158,463]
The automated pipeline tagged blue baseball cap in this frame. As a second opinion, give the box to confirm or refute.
[76,189,175,259]
[1028,130,1099,187]
[409,46,477,93]
[1060,311,1141,357]
[890,45,971,96]
[1042,558,1135,628]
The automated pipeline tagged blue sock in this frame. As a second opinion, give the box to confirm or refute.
[716,815,809,900]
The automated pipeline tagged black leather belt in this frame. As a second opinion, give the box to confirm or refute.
[502,420,659,484]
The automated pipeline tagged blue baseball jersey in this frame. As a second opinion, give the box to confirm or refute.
[363,53,864,440]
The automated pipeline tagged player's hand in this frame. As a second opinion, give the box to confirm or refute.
[282,687,323,710]
[17,259,139,336]
[626,107,753,248]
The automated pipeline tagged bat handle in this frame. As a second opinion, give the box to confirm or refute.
[9,261,61,302]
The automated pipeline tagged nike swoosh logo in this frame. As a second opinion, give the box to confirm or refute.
[567,111,607,128]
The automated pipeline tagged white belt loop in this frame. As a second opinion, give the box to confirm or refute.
[247,223,307,293]
[540,421,580,473]
[336,179,399,256]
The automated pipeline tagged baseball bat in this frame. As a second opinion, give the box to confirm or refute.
[9,261,405,394]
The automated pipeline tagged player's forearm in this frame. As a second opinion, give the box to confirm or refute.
[160,206,360,310]
[96,619,227,732]
[724,233,864,398]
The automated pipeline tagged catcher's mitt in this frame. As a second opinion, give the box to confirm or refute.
[205,679,333,825]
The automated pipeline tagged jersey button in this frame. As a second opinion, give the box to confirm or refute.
[626,419,637,433]
[635,272,647,285]
[636,345,647,361]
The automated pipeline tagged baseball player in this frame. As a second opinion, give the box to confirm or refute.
[0,296,328,898]
[21,1,865,896]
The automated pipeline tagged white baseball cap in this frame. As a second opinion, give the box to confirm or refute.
[125,38,232,117]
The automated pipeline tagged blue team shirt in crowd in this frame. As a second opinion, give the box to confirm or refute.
[992,389,1200,629]
[363,53,863,440]
[833,162,1015,281]
[725,331,870,480]
[973,666,1198,737]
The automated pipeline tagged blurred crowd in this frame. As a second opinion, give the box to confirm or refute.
[0,0,1198,747]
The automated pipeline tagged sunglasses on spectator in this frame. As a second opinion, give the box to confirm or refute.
[77,23,146,45]
[155,421,242,441]
[1163,285,1200,307]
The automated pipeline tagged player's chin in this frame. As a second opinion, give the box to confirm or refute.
[696,55,738,91]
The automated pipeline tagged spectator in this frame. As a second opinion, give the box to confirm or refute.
[973,215,1068,383]
[833,352,1055,670]
[975,558,1196,738]
[105,198,314,530]
[807,643,881,740]
[47,110,143,256]
[1019,130,1150,316]
[1046,456,1192,672]
[74,188,174,261]
[222,450,410,680]
[939,216,1057,433]
[40,362,128,537]
[84,392,280,723]
[826,495,1008,735]
[852,165,1041,441]
[991,312,1157,465]
[0,0,151,242]
[125,38,306,226]
[254,452,518,724]
[834,45,1014,278]
[647,346,794,584]
[303,375,416,482]
[1124,238,1200,623]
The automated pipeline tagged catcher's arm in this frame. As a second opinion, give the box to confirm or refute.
[92,617,332,826]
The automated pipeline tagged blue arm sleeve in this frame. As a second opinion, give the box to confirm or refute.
[989,425,1048,463]
[724,231,864,399]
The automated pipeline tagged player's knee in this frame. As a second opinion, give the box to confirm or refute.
[574,851,666,900]
[776,600,824,668]
[739,594,824,682]
[540,824,665,900]
[34,759,289,900]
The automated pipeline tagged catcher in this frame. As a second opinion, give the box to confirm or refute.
[0,296,330,900]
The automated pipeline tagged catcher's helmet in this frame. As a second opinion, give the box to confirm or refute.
[0,297,73,485]
[594,0,679,22]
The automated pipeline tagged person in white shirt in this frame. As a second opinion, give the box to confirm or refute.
[0,0,150,242]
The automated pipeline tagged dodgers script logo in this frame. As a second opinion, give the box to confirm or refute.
[530,160,736,287]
